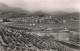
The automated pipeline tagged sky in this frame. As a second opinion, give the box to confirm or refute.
[0,0,80,12]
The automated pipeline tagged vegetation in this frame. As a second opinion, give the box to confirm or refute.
[0,27,79,51]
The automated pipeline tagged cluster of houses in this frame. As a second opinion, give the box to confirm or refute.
[8,16,63,23]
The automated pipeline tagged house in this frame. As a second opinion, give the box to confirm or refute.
[0,19,3,22]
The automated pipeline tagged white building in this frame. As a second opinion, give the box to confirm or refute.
[0,19,3,22]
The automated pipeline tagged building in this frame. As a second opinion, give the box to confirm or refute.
[0,19,3,22]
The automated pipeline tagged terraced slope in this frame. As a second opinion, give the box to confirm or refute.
[0,27,80,51]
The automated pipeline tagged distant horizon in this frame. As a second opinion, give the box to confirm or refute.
[0,0,80,12]
[0,3,79,13]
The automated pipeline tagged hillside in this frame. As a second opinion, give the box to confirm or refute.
[0,3,80,22]
[0,3,28,19]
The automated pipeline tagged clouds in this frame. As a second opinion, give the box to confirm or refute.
[0,0,80,12]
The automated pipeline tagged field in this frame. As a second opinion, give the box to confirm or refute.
[5,20,79,32]
[0,19,80,51]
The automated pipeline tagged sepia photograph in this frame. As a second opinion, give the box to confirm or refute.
[0,0,80,51]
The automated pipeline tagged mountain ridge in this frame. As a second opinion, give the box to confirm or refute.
[0,3,80,19]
